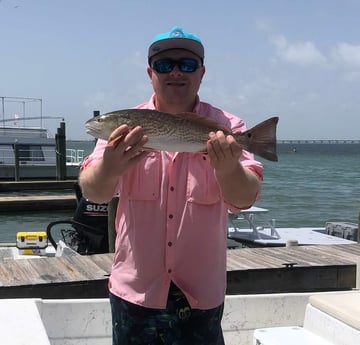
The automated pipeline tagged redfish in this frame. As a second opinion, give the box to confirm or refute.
[85,109,279,161]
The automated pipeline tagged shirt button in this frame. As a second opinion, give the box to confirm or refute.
[168,241,172,247]
[169,214,173,219]
[170,186,174,191]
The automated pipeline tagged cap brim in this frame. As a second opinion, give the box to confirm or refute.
[148,38,204,60]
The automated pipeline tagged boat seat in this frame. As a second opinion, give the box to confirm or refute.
[254,291,360,345]
[303,291,360,345]
[253,326,333,345]
[307,291,360,330]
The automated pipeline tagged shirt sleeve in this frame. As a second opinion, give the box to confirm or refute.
[81,139,108,169]
[80,139,122,197]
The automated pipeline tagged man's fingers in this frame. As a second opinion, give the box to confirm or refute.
[124,135,149,155]
[107,134,126,148]
[107,126,145,149]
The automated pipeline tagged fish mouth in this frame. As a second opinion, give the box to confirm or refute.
[86,127,102,137]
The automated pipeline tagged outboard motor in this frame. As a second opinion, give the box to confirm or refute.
[72,197,109,254]
[47,183,109,255]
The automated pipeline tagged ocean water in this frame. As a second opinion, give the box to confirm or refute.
[257,144,360,228]
[0,142,359,243]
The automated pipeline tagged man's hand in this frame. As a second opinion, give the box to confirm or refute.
[206,130,260,209]
[102,125,149,178]
[79,125,149,204]
[206,131,243,175]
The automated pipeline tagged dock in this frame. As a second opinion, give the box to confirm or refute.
[0,244,359,299]
[0,180,78,212]
[0,180,77,192]
[0,195,77,212]
[226,244,359,294]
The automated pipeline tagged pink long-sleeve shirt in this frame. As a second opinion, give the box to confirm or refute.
[82,95,263,309]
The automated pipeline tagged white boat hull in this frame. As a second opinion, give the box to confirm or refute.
[1,290,359,345]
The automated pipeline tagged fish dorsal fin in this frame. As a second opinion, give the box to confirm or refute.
[174,112,231,133]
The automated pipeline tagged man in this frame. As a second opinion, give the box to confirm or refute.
[80,26,263,345]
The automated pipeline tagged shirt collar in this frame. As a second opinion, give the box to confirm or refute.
[148,94,201,113]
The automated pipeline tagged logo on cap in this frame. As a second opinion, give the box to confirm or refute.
[171,29,185,38]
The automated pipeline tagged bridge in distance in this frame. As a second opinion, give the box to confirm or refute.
[278,140,360,144]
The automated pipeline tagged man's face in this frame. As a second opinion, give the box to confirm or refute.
[147,49,205,107]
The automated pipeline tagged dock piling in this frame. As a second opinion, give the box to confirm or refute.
[55,121,66,180]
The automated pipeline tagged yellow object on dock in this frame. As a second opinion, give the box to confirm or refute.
[16,231,48,255]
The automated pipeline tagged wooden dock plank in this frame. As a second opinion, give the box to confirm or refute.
[88,253,114,273]
[226,244,359,294]
[0,195,77,212]
[57,255,110,279]
[249,247,339,267]
[0,180,77,192]
[0,180,78,212]
[313,244,360,260]
[226,244,358,270]
[0,244,359,298]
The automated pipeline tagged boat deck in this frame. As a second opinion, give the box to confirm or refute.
[0,243,359,298]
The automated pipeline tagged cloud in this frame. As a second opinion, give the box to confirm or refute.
[330,43,360,81]
[267,32,360,81]
[254,16,274,34]
[270,34,327,65]
[331,43,360,66]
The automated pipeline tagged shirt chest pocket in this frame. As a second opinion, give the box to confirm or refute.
[125,153,160,200]
[186,155,221,205]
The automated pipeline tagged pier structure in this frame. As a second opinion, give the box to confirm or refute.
[278,139,360,144]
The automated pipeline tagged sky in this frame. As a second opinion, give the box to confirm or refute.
[1,0,360,140]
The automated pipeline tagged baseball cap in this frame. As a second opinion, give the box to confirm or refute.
[148,26,204,63]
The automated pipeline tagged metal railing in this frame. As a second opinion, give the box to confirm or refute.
[66,149,85,165]
[0,145,56,166]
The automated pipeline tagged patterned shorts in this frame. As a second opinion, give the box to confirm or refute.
[109,283,225,345]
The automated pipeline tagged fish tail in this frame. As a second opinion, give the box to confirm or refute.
[236,117,279,161]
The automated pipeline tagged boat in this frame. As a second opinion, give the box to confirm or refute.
[0,96,84,179]
[0,289,358,344]
[0,125,53,178]
[0,123,84,179]
[1,204,359,344]
[228,206,358,247]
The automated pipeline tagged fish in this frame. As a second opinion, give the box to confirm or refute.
[85,109,279,161]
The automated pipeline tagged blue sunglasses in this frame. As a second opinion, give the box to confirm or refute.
[151,58,202,73]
